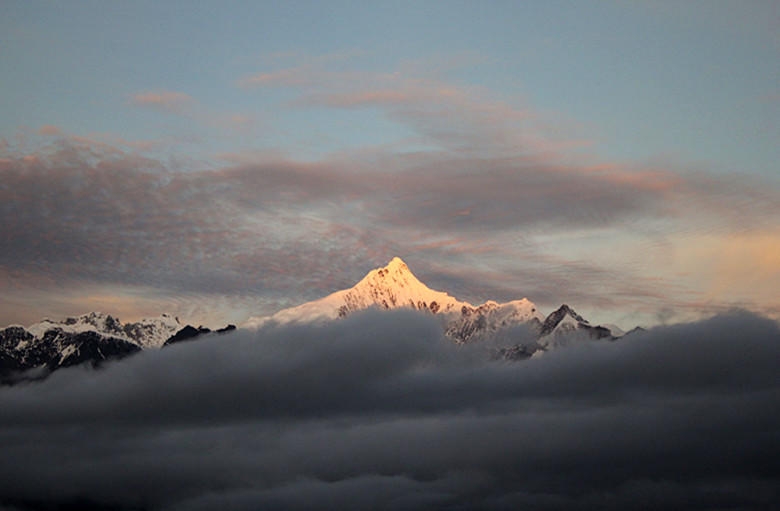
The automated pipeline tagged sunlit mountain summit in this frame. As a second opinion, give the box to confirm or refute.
[245,257,618,345]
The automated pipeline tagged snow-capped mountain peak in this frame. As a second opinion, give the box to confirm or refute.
[244,257,543,343]
[351,256,425,296]
[245,257,465,327]
[342,257,465,315]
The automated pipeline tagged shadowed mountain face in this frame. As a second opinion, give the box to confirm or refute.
[163,324,236,347]
[539,304,613,340]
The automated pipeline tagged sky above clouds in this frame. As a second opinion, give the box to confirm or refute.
[1,1,779,328]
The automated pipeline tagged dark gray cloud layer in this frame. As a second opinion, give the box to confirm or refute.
[0,310,778,510]
[0,139,664,294]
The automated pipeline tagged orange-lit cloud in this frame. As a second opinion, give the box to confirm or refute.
[37,125,62,136]
[673,231,780,306]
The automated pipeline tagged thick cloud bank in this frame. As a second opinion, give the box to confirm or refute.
[0,310,778,510]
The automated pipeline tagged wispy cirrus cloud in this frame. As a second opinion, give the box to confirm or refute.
[239,56,587,157]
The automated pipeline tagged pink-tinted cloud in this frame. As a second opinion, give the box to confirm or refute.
[226,113,254,127]
[131,90,194,114]
[303,89,423,108]
[130,90,260,137]
[241,59,585,158]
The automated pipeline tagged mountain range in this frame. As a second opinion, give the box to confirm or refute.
[245,257,619,345]
[0,311,235,383]
[1,257,624,383]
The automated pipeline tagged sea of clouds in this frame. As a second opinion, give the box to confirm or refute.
[0,309,778,510]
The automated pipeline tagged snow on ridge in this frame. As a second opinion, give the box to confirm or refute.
[27,314,117,339]
[22,312,181,349]
[123,313,182,349]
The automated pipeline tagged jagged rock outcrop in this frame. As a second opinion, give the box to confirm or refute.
[163,324,237,347]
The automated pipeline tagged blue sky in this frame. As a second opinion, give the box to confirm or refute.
[3,1,777,173]
[1,1,778,328]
